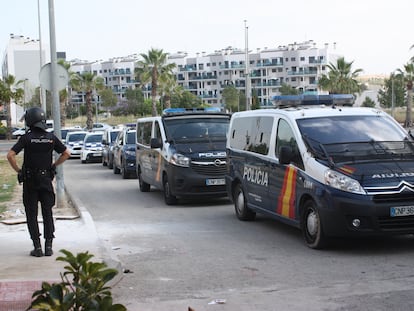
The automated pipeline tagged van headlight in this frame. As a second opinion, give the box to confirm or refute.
[170,153,190,167]
[324,169,366,194]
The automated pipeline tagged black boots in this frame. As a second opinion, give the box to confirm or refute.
[45,239,53,256]
[29,239,53,257]
[30,239,43,257]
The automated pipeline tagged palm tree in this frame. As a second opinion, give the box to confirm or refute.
[397,62,414,127]
[72,72,104,130]
[159,74,182,109]
[0,75,24,139]
[135,49,176,116]
[57,60,78,127]
[318,57,363,95]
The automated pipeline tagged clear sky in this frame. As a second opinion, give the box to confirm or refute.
[1,0,413,75]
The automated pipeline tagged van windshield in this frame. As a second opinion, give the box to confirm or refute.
[297,115,414,162]
[164,117,229,142]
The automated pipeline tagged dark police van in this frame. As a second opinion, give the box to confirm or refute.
[136,108,231,205]
[226,104,414,248]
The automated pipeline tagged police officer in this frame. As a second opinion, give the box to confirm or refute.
[6,107,71,257]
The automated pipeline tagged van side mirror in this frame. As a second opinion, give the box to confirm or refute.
[150,137,163,149]
[279,146,293,165]
[102,139,108,145]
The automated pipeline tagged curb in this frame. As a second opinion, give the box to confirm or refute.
[64,185,124,287]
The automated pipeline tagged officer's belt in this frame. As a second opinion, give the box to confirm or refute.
[25,168,52,177]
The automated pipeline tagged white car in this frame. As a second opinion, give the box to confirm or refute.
[65,131,87,158]
[80,132,104,163]
[12,127,26,138]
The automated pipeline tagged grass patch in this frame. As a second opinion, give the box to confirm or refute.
[0,156,22,213]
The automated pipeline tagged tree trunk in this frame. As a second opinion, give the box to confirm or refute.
[6,100,12,140]
[86,91,93,130]
[405,82,413,128]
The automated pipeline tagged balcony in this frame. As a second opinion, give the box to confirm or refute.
[287,69,318,76]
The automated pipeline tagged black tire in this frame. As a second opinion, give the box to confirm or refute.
[121,159,129,179]
[233,183,256,220]
[138,167,150,192]
[108,155,113,169]
[163,175,177,205]
[113,160,120,174]
[301,200,327,249]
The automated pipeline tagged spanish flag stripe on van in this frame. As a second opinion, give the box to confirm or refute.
[277,166,297,219]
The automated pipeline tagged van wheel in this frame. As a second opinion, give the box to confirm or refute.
[234,183,256,220]
[138,168,150,192]
[163,176,177,205]
[121,159,129,179]
[301,200,327,249]
[113,161,120,174]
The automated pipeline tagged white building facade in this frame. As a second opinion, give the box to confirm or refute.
[70,40,341,109]
[1,34,49,126]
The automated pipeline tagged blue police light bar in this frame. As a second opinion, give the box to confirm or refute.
[272,94,354,107]
[163,107,222,115]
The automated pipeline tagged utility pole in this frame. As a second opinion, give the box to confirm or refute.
[48,0,64,206]
[37,0,47,113]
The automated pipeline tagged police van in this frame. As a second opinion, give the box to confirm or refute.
[226,104,414,248]
[136,108,231,205]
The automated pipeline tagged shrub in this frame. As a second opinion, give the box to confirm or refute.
[27,249,126,311]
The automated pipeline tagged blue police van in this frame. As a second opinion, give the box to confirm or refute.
[226,103,414,248]
[136,108,231,205]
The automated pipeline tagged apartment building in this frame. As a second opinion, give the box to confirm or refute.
[69,40,341,108]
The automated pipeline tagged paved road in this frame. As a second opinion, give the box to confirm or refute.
[63,159,414,311]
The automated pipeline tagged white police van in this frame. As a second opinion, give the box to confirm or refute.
[136,108,231,205]
[226,103,414,248]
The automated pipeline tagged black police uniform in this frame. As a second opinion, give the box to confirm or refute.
[11,127,67,242]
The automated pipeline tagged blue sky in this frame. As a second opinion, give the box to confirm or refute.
[1,0,413,75]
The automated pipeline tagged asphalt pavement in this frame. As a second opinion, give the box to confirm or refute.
[0,183,118,311]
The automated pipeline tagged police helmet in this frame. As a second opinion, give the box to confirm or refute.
[25,107,48,130]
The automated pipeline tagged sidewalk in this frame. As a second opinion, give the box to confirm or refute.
[0,187,113,311]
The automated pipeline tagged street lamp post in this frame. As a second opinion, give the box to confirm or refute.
[244,20,250,111]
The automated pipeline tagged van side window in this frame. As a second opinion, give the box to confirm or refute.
[275,119,304,169]
[154,122,161,139]
[137,122,152,146]
[229,116,272,155]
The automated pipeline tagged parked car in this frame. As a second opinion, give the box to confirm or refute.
[61,126,82,144]
[80,132,104,163]
[83,122,111,132]
[112,127,137,179]
[65,131,87,158]
[102,128,121,168]
[12,127,26,138]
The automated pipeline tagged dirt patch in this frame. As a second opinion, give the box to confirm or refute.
[0,181,79,224]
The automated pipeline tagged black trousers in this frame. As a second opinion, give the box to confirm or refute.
[22,177,55,241]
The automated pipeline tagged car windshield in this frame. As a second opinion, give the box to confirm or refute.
[86,134,102,143]
[164,117,229,142]
[68,133,86,142]
[126,131,136,144]
[297,115,414,162]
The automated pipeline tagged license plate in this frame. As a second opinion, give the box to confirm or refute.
[206,178,225,186]
[93,153,101,156]
[390,206,414,217]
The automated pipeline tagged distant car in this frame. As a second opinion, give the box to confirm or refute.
[61,126,82,144]
[112,127,137,179]
[12,127,26,138]
[80,132,104,163]
[65,131,87,158]
[102,128,121,168]
[83,123,112,132]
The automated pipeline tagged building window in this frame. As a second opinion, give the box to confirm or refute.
[300,57,305,61]
[291,57,296,61]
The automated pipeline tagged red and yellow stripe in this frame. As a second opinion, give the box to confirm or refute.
[277,166,297,219]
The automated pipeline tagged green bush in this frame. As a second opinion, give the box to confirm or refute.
[27,249,126,311]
